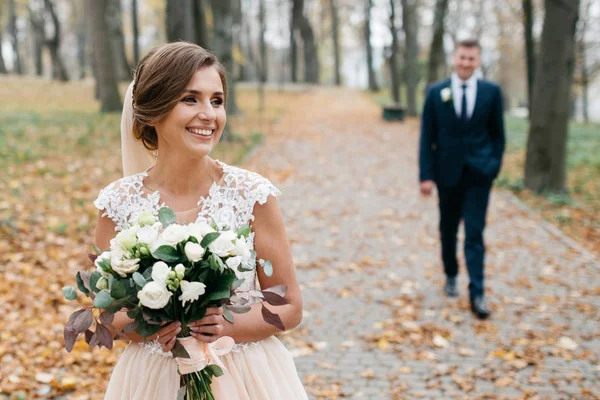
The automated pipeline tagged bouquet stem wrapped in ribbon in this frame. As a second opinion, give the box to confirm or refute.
[62,207,288,399]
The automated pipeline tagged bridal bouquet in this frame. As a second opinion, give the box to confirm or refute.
[62,207,287,400]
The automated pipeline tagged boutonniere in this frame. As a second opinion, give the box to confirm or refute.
[440,87,452,103]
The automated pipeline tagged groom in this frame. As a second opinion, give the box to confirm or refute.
[419,39,505,319]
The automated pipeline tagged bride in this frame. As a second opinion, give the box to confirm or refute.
[93,41,308,399]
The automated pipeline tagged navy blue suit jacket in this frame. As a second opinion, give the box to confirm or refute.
[419,78,506,187]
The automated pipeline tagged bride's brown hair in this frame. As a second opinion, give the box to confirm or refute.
[131,42,227,151]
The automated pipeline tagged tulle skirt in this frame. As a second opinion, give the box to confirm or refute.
[104,336,308,400]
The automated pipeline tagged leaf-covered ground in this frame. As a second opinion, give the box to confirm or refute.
[1,78,599,399]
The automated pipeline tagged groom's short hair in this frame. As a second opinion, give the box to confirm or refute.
[457,39,481,51]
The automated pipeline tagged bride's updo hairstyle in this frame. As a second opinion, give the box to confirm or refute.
[131,42,227,151]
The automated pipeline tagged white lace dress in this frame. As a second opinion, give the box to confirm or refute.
[94,161,307,400]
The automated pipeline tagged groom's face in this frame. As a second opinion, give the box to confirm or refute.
[453,46,481,81]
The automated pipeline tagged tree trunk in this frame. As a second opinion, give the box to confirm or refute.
[292,0,319,83]
[193,0,209,48]
[401,0,419,116]
[9,0,23,74]
[0,29,7,74]
[76,1,87,79]
[290,0,299,82]
[522,0,535,113]
[427,0,449,85]
[577,0,592,124]
[524,0,579,193]
[209,0,239,119]
[389,0,400,104]
[166,0,195,42]
[86,0,122,112]
[132,0,140,66]
[28,5,44,76]
[366,0,378,91]
[106,0,132,80]
[44,0,69,81]
[329,0,341,85]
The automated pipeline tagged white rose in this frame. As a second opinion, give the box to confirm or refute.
[109,247,140,277]
[151,261,171,285]
[137,225,159,245]
[226,255,243,269]
[184,242,205,262]
[441,87,452,102]
[161,224,189,246]
[94,251,111,276]
[136,210,156,227]
[187,222,215,241]
[208,231,237,257]
[138,281,172,309]
[178,280,206,306]
[115,226,139,251]
[232,238,252,261]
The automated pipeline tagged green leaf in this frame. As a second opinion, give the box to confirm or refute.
[89,271,102,293]
[261,260,273,277]
[110,280,127,299]
[176,386,187,400]
[158,207,176,227]
[205,364,224,377]
[93,244,102,255]
[62,286,77,301]
[132,272,147,287]
[152,245,180,262]
[135,320,162,338]
[231,279,245,291]
[94,290,113,308]
[171,340,191,359]
[222,306,234,324]
[236,225,251,238]
[76,271,90,296]
[206,288,230,301]
[200,232,221,248]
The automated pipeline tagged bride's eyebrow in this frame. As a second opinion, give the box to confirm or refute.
[183,89,224,96]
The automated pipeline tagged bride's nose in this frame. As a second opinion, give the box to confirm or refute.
[196,102,216,121]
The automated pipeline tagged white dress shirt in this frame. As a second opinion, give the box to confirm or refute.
[451,72,478,119]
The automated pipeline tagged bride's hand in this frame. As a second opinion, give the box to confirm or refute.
[153,321,182,352]
[188,307,225,343]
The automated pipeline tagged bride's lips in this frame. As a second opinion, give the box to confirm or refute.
[186,127,215,139]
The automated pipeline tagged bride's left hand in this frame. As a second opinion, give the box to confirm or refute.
[188,307,226,343]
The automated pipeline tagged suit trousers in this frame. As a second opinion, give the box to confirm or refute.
[436,166,492,298]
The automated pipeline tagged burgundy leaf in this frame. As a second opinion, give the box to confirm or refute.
[63,326,78,352]
[124,321,139,334]
[171,341,190,359]
[73,309,94,334]
[261,304,285,331]
[88,253,98,264]
[79,271,93,294]
[100,311,115,326]
[84,329,94,344]
[262,285,287,297]
[262,291,290,306]
[96,323,114,350]
[143,312,162,325]
[66,309,87,327]
[89,332,99,348]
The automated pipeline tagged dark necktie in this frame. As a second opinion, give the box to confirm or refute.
[460,83,468,123]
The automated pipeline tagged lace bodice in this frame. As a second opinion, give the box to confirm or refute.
[93,160,281,298]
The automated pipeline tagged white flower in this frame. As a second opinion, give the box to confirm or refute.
[226,256,243,269]
[441,87,452,103]
[110,247,140,277]
[136,211,156,227]
[138,281,172,309]
[95,276,109,290]
[184,242,205,262]
[232,238,252,261]
[161,224,189,246]
[151,261,171,285]
[175,264,186,276]
[208,231,237,257]
[94,251,111,277]
[114,226,140,251]
[137,225,159,245]
[178,280,206,306]
[187,222,215,241]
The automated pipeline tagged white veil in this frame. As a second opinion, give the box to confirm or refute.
[121,81,155,176]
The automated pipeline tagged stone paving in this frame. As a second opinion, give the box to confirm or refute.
[248,88,600,400]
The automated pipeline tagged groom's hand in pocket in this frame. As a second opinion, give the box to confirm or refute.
[189,307,225,343]
[155,321,182,352]
[420,180,435,196]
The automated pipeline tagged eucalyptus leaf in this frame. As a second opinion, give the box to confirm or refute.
[62,286,77,301]
[205,364,224,377]
[94,290,113,309]
[158,207,177,227]
[75,271,90,296]
[236,225,251,238]
[89,271,102,293]
[200,232,221,248]
[132,272,147,287]
[110,280,127,299]
[261,260,273,277]
[231,279,245,291]
[222,307,234,324]
[176,386,187,400]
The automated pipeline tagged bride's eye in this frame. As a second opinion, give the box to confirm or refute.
[211,98,224,107]
[182,96,197,103]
